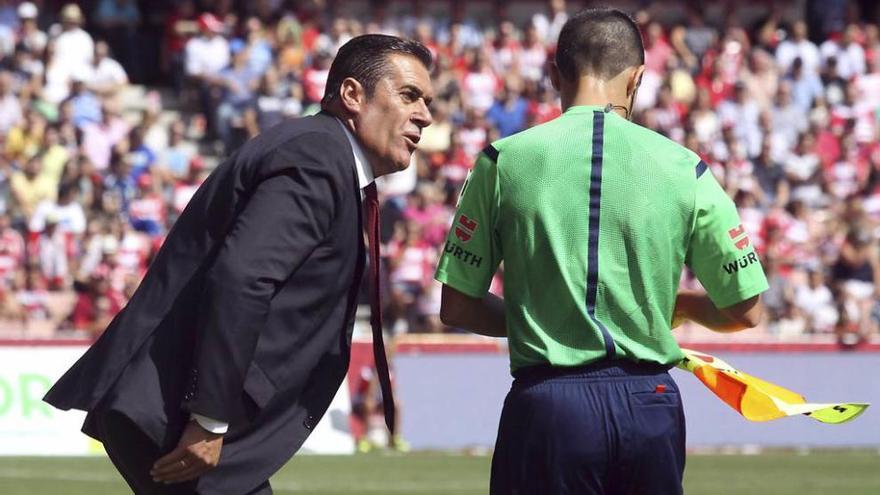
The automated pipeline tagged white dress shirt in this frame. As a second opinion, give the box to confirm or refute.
[337,117,375,194]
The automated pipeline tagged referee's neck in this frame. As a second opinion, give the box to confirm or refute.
[558,71,639,119]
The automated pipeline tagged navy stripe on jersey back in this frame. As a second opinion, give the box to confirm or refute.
[586,111,616,358]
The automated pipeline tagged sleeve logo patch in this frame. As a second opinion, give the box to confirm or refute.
[723,252,759,275]
[454,215,479,243]
[727,224,751,250]
[444,241,483,267]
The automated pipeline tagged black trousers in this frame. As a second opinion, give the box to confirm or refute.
[490,360,686,495]
[91,409,272,495]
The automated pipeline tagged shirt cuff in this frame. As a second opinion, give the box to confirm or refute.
[191,413,229,434]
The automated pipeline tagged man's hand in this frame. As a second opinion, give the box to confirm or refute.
[150,419,223,484]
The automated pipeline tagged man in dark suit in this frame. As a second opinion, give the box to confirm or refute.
[43,34,434,494]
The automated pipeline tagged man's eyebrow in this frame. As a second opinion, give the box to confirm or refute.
[400,84,433,104]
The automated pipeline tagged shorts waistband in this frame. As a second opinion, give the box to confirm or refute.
[512,359,673,383]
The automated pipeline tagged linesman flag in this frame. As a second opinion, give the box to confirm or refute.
[677,348,869,424]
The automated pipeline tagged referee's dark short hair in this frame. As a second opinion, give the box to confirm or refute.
[321,34,433,109]
[555,7,645,82]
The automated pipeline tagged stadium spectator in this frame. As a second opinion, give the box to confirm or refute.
[50,4,94,91]
[33,213,68,290]
[80,102,130,171]
[29,183,86,237]
[772,82,808,150]
[215,41,260,152]
[461,49,499,113]
[171,156,206,216]
[794,267,839,333]
[127,173,165,237]
[16,2,45,55]
[718,82,762,156]
[65,73,102,128]
[531,0,568,46]
[88,40,129,97]
[302,49,332,105]
[776,20,820,76]
[819,24,866,80]
[518,23,546,83]
[787,56,824,112]
[0,213,24,282]
[0,70,22,133]
[158,121,197,181]
[240,16,273,76]
[10,153,55,224]
[832,223,880,337]
[486,77,529,137]
[66,270,118,336]
[184,12,229,139]
[91,0,141,77]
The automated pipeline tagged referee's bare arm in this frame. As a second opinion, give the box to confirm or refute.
[439,285,507,338]
[672,290,763,333]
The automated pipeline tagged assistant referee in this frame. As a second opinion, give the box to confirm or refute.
[435,8,768,495]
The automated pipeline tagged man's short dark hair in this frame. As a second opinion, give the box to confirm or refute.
[321,34,433,109]
[555,8,645,82]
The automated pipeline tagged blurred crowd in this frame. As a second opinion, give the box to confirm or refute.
[0,0,876,344]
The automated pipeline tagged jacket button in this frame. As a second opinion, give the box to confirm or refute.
[303,415,315,430]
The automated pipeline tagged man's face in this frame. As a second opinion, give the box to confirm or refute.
[793,22,807,41]
[353,54,433,176]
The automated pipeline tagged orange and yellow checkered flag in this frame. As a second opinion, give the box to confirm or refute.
[678,349,869,424]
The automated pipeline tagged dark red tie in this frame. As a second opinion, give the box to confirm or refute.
[364,182,395,435]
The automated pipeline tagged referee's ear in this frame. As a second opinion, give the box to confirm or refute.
[627,65,646,99]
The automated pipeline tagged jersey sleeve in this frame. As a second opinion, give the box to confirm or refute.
[434,148,503,298]
[685,169,769,308]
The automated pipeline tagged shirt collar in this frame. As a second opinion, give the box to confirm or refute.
[335,117,374,190]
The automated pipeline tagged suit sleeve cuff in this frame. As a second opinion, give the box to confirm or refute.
[191,413,229,434]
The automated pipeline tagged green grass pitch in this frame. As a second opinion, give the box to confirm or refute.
[0,451,878,494]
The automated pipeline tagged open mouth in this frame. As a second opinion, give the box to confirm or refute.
[403,133,421,149]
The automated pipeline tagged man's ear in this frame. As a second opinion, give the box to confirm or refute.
[628,65,646,97]
[339,77,365,115]
[549,61,561,92]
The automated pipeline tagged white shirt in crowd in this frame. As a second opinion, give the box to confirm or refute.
[819,40,866,80]
[0,92,22,133]
[532,10,567,46]
[91,57,129,90]
[52,27,95,77]
[776,38,820,76]
[855,71,880,109]
[794,283,838,333]
[462,71,498,113]
[29,200,87,234]
[185,35,230,77]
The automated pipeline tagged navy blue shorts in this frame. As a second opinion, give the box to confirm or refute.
[490,360,686,495]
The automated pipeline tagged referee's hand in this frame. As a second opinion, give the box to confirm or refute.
[151,419,224,483]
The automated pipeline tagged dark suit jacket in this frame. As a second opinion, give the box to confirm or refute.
[44,111,365,493]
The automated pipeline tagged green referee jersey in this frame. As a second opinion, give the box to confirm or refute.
[435,105,769,372]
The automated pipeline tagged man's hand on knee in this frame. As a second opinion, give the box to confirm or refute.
[150,419,224,483]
